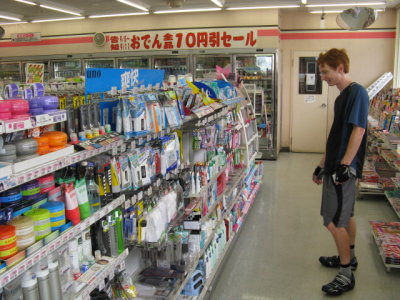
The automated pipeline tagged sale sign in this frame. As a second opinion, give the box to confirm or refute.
[107,28,257,52]
[25,63,44,84]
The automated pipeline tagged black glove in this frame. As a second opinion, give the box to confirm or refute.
[313,166,324,180]
[334,164,351,183]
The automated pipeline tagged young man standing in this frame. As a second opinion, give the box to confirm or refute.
[312,48,369,296]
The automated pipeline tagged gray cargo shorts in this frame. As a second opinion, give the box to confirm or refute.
[320,174,357,228]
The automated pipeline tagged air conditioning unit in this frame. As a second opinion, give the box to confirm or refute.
[166,0,186,8]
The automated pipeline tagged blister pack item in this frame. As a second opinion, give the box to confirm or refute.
[160,133,180,176]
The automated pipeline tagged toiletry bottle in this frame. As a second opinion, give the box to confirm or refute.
[68,239,81,280]
[47,255,62,300]
[75,162,91,220]
[86,163,101,213]
[21,269,39,300]
[35,264,51,300]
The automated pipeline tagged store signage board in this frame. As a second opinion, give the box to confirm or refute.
[25,63,44,84]
[85,68,164,94]
[107,28,257,52]
[11,32,40,43]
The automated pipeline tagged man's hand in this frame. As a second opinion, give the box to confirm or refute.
[333,164,351,184]
[312,166,324,185]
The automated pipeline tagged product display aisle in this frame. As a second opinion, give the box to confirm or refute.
[0,75,261,299]
[209,153,400,300]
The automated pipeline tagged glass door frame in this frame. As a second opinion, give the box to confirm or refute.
[192,54,234,80]
[51,59,83,79]
[117,57,150,69]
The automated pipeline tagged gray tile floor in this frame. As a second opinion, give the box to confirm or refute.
[209,153,400,300]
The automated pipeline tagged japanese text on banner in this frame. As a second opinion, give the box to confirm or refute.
[109,30,257,51]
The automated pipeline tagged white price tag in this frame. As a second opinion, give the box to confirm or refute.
[124,200,131,209]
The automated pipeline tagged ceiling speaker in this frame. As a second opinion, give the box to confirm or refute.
[0,26,4,39]
[93,32,106,47]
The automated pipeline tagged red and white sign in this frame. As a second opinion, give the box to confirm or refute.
[11,32,41,43]
[108,28,258,51]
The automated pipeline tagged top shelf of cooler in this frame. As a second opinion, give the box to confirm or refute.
[0,110,67,134]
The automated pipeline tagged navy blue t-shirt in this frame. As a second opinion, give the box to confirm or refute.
[324,82,369,178]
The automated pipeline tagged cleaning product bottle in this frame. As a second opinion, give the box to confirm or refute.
[86,163,101,213]
[113,209,124,254]
[21,269,39,300]
[75,162,91,220]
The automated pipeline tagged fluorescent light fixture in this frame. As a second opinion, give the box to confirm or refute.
[39,4,82,16]
[310,10,343,13]
[14,0,36,5]
[31,17,85,23]
[0,11,23,21]
[154,7,222,14]
[0,21,28,25]
[226,5,300,10]
[116,0,150,11]
[306,2,385,8]
[89,12,149,18]
[211,0,225,7]
[301,0,307,4]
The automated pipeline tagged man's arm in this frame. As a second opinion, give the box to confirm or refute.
[340,125,365,166]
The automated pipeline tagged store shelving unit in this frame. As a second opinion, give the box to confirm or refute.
[371,228,400,272]
[0,194,125,288]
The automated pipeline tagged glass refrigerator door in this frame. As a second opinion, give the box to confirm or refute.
[85,59,115,69]
[118,58,150,69]
[153,57,188,79]
[235,55,276,159]
[53,60,82,79]
[0,62,21,82]
[194,55,232,80]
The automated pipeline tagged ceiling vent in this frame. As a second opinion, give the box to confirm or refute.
[166,0,186,8]
[93,32,106,46]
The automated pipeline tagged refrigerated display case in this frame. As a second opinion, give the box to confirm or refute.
[52,59,82,79]
[118,57,150,69]
[194,55,231,80]
[0,62,21,82]
[235,54,276,160]
[153,56,188,79]
[84,59,115,69]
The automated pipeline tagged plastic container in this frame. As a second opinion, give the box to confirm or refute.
[0,101,12,113]
[7,99,29,115]
[40,201,65,219]
[0,144,16,155]
[0,242,18,260]
[30,96,59,110]
[41,131,67,147]
[33,136,49,147]
[0,225,17,249]
[48,145,65,152]
[21,181,40,201]
[24,208,51,241]
[37,145,50,155]
[0,112,12,120]
[29,108,44,116]
[15,138,38,156]
[8,216,35,250]
[38,174,55,194]
[0,187,22,206]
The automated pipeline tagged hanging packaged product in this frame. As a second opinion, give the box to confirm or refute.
[113,209,124,254]
[38,174,55,194]
[119,154,132,192]
[160,133,180,176]
[129,147,151,189]
[63,182,80,225]
[110,156,121,196]
[86,162,101,213]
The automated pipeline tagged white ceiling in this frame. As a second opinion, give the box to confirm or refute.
[0,0,399,23]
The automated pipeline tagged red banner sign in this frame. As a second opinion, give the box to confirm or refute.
[107,29,258,51]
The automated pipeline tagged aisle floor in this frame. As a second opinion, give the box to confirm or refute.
[209,153,400,300]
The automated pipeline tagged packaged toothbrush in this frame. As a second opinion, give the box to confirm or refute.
[119,154,132,192]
